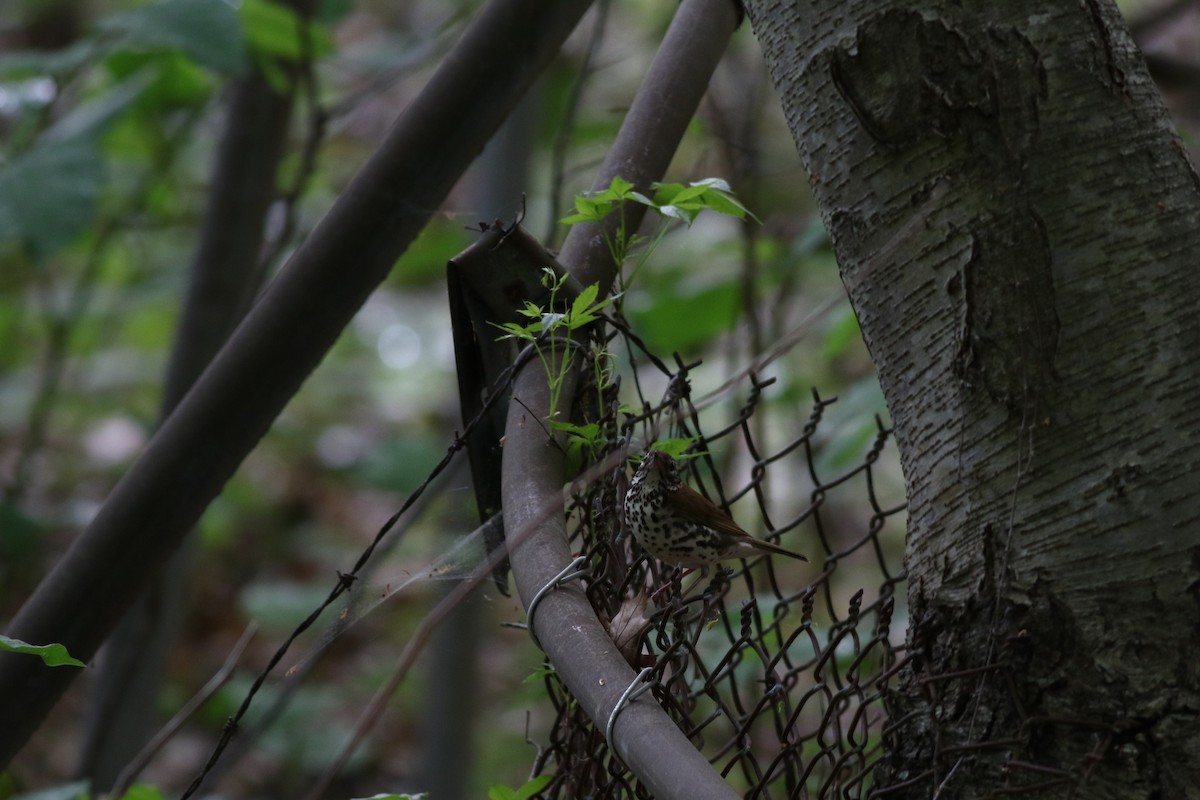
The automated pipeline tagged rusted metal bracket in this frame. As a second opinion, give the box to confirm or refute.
[447,219,583,594]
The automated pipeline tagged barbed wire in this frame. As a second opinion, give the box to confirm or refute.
[176,341,542,800]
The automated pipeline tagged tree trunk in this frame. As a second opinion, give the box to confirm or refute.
[746,0,1200,796]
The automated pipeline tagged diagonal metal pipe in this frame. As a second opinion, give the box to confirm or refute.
[0,0,593,767]
[501,0,743,796]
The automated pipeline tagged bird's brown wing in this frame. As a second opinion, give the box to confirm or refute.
[674,484,808,561]
[671,483,753,538]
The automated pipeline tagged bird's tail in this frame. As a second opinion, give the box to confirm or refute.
[753,538,807,561]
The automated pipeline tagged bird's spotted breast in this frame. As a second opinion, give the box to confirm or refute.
[623,450,806,571]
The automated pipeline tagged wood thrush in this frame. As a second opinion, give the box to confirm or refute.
[624,450,807,568]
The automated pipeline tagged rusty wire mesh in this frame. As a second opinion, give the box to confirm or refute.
[166,300,910,799]
[523,316,910,799]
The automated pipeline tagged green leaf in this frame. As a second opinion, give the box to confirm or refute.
[574,196,602,216]
[649,182,684,205]
[567,284,606,328]
[0,139,105,263]
[103,50,213,109]
[539,266,565,290]
[12,780,90,800]
[98,0,248,75]
[626,278,738,354]
[242,0,333,60]
[607,175,634,196]
[649,179,756,223]
[517,301,544,318]
[119,784,167,800]
[521,664,556,684]
[627,190,655,207]
[43,67,157,143]
[570,283,599,321]
[513,775,552,800]
[647,437,701,460]
[142,51,212,107]
[656,204,698,225]
[561,176,638,225]
[490,321,537,341]
[689,176,733,193]
[548,420,597,437]
[0,39,102,78]
[488,775,551,800]
[697,188,751,220]
[0,635,86,667]
[665,184,707,205]
[591,175,634,203]
[565,195,607,223]
[569,310,599,328]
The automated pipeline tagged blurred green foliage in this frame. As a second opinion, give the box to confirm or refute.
[0,0,896,796]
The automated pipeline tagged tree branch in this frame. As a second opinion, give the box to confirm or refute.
[79,6,316,783]
[501,0,744,796]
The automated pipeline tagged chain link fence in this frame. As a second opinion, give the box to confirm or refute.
[524,320,909,798]
[162,301,910,799]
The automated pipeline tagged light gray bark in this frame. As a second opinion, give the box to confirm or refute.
[746,0,1200,796]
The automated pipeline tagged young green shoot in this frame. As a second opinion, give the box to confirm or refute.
[492,269,616,439]
[561,175,758,291]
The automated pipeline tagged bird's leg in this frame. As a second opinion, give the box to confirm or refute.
[649,567,694,603]
[649,566,723,603]
[679,568,709,598]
